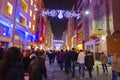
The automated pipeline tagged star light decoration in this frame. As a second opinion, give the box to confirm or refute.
[40,9,81,19]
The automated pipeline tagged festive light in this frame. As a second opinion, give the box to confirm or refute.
[40,9,81,19]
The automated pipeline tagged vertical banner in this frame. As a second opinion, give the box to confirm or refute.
[39,17,44,43]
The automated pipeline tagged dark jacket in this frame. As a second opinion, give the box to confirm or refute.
[5,61,25,80]
[22,56,31,72]
[85,54,94,69]
[70,51,78,61]
[28,58,47,80]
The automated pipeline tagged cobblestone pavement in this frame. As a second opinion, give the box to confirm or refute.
[45,60,120,80]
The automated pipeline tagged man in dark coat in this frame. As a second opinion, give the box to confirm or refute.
[85,51,94,79]
[28,50,47,80]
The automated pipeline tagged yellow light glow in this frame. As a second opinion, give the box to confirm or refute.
[31,0,33,6]
[32,25,35,31]
[76,44,83,50]
[7,2,13,15]
[33,15,36,20]
[30,10,32,17]
[29,21,31,28]
[20,13,26,26]
[21,0,28,13]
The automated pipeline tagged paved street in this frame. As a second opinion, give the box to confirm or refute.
[45,59,120,80]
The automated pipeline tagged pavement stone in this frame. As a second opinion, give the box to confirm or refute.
[45,60,120,80]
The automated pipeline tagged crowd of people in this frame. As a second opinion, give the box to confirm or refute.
[0,47,47,80]
[0,46,120,80]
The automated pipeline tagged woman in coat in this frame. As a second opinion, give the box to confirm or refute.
[0,47,25,80]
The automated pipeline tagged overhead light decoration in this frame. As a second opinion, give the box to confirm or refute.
[41,9,81,19]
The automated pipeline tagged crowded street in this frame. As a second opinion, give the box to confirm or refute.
[45,58,112,80]
[0,0,120,80]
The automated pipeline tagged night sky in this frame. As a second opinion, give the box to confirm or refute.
[43,0,75,40]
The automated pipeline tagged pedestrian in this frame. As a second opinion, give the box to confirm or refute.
[85,51,94,79]
[22,50,31,73]
[111,51,120,80]
[77,50,86,79]
[0,47,25,80]
[64,49,71,75]
[57,49,65,71]
[70,48,78,78]
[28,50,47,80]
[100,52,108,73]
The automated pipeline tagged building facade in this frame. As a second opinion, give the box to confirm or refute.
[68,0,120,59]
[85,0,120,59]
[0,0,42,49]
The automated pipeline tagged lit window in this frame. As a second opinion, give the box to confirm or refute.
[33,15,36,20]
[19,13,26,26]
[32,25,35,31]
[21,0,28,13]
[30,10,32,17]
[31,0,33,6]
[34,4,36,8]
[7,2,13,15]
[29,22,31,28]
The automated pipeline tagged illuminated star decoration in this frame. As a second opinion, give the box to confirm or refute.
[41,9,81,19]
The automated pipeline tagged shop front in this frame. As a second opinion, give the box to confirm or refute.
[0,22,11,49]
[14,29,25,49]
[84,39,100,60]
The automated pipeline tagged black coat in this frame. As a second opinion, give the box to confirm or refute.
[28,58,47,80]
[85,54,94,69]
[5,61,25,80]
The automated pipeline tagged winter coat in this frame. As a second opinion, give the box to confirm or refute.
[100,54,108,64]
[85,54,94,69]
[28,58,47,80]
[111,56,120,72]
[57,52,64,61]
[5,61,25,80]
[70,51,78,61]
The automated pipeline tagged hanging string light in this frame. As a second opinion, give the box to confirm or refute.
[40,9,81,19]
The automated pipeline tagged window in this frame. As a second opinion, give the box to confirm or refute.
[31,0,33,6]
[34,4,36,8]
[7,2,13,15]
[20,0,28,13]
[32,25,35,31]
[19,13,26,26]
[29,21,31,28]
[30,10,32,17]
[33,14,36,20]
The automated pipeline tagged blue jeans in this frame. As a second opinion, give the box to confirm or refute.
[71,61,76,78]
[112,70,120,80]
[79,63,85,77]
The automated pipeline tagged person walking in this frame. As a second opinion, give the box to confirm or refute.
[28,50,47,80]
[0,47,25,80]
[111,51,120,80]
[22,50,31,73]
[77,50,86,79]
[64,49,71,75]
[85,51,94,79]
[57,49,65,71]
[70,48,78,78]
[100,52,108,73]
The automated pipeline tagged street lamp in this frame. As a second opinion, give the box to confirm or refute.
[85,10,90,15]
